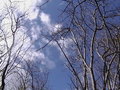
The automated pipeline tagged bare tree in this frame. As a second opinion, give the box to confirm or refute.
[0,1,49,90]
[9,59,49,90]
[23,60,49,90]
[54,0,120,90]
[0,3,26,89]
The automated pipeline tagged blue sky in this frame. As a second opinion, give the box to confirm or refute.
[20,0,120,90]
[40,1,71,90]
[39,0,120,89]
[1,0,120,90]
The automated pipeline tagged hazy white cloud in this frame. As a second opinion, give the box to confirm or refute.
[0,0,56,70]
[0,0,42,20]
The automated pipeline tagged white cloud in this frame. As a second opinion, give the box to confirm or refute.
[28,9,39,20]
[40,12,50,24]
[53,24,62,32]
[39,12,63,35]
